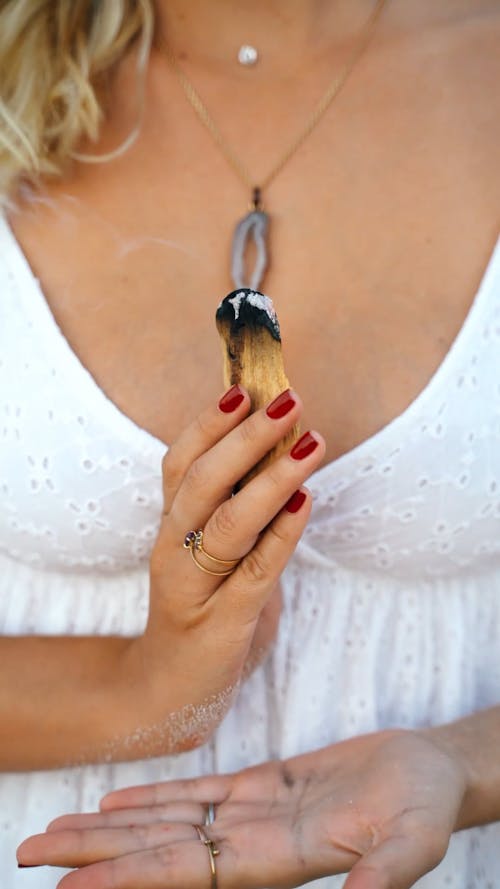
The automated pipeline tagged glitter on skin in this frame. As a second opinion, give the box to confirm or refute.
[64,684,240,767]
[105,684,240,762]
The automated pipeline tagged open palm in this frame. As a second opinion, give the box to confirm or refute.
[18,729,467,888]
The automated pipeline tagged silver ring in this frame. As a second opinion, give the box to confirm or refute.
[204,801,216,825]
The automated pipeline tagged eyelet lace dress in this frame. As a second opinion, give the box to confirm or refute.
[1,212,499,888]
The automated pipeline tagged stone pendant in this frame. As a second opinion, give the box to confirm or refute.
[231,189,270,291]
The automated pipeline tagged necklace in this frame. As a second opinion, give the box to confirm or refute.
[238,45,259,66]
[159,0,387,291]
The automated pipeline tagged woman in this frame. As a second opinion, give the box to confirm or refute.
[1,0,499,886]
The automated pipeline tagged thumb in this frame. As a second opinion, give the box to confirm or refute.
[343,827,449,889]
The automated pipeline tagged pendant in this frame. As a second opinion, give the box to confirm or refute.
[238,45,258,66]
[231,188,270,291]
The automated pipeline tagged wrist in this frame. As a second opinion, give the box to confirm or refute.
[90,636,164,760]
[112,634,215,758]
[112,633,162,725]
[418,718,486,832]
[116,632,242,757]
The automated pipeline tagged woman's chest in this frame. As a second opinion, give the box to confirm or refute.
[1,237,498,579]
[8,15,500,464]
[9,194,497,468]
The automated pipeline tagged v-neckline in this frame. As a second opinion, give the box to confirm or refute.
[2,212,499,489]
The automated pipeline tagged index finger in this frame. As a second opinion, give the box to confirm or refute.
[161,385,251,513]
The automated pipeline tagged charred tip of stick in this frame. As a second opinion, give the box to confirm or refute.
[216,289,281,342]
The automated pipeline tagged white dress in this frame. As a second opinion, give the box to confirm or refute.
[0,211,499,889]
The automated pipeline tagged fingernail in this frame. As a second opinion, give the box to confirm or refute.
[290,431,319,460]
[18,864,41,868]
[285,490,307,513]
[218,384,245,413]
[266,389,296,420]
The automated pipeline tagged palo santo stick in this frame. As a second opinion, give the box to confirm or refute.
[216,288,300,487]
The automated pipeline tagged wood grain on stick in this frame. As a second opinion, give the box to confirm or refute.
[216,289,300,487]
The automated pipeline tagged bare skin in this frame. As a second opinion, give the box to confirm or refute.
[9,0,500,465]
[0,388,326,769]
[0,0,498,780]
[16,709,500,887]
[5,2,500,885]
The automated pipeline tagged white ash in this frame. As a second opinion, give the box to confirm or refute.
[226,290,279,328]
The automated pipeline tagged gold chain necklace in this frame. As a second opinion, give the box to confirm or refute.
[158,0,387,291]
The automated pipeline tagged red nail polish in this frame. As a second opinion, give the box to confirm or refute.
[290,432,319,460]
[218,385,245,413]
[285,490,307,513]
[266,389,295,420]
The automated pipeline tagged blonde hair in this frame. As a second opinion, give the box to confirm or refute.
[0,0,155,203]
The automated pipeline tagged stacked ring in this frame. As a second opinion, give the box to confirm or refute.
[184,529,240,576]
[204,801,216,825]
[193,824,220,889]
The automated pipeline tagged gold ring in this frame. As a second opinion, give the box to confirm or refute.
[184,530,240,577]
[193,824,220,889]
[204,802,216,825]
